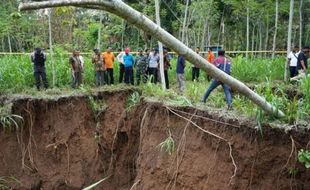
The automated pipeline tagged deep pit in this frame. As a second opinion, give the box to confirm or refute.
[0,89,309,190]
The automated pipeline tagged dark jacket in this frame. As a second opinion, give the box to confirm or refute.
[176,55,185,74]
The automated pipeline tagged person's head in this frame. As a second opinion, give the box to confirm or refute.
[292,45,299,52]
[35,47,42,54]
[163,49,168,54]
[72,50,78,56]
[125,47,130,54]
[303,46,310,53]
[138,48,143,55]
[107,47,112,53]
[93,48,100,54]
[76,50,80,56]
[208,48,212,52]
[118,48,122,53]
[145,49,150,55]
[218,50,225,56]
[196,47,200,53]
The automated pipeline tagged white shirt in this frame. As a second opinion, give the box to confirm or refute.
[148,52,160,68]
[79,55,84,69]
[287,51,300,67]
[117,51,125,64]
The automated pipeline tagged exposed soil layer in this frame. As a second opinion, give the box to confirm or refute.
[0,89,309,190]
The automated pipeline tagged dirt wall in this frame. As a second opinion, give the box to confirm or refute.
[0,90,309,190]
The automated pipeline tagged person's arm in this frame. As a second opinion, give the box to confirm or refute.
[300,60,307,72]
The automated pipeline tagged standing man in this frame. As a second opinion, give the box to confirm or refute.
[148,48,160,83]
[287,46,300,78]
[30,48,48,90]
[201,50,232,110]
[192,47,200,81]
[207,48,215,63]
[102,47,115,85]
[69,50,83,88]
[292,46,310,81]
[135,49,148,85]
[163,49,171,89]
[123,48,135,85]
[117,48,125,83]
[92,48,105,86]
[176,54,186,93]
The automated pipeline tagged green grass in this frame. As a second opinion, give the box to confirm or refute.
[0,54,309,126]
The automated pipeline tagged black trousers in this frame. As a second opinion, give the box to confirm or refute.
[164,70,169,89]
[124,67,134,85]
[119,64,125,83]
[192,67,200,81]
[106,68,114,85]
[289,66,298,78]
[34,71,48,90]
[148,67,158,83]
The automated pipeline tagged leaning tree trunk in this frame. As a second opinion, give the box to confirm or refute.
[272,0,279,58]
[19,0,285,117]
[285,0,294,81]
[48,8,56,87]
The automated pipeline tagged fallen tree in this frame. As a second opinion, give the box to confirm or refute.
[19,0,285,117]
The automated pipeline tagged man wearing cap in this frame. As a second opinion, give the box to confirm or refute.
[135,49,148,85]
[30,47,48,90]
[69,50,83,88]
[102,47,115,85]
[92,48,105,86]
[123,48,135,85]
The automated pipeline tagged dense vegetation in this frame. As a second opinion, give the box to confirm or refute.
[0,0,309,52]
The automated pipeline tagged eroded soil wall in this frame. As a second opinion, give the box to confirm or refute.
[0,90,309,190]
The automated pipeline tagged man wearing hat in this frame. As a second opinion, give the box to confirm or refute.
[123,48,135,85]
[92,48,105,86]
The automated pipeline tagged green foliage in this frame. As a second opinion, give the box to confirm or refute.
[298,149,310,169]
[125,91,141,111]
[0,105,23,131]
[158,136,175,155]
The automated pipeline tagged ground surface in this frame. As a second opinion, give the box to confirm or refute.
[0,89,309,190]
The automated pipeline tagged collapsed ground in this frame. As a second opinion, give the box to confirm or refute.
[0,88,309,190]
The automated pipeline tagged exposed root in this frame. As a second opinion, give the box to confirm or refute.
[129,179,141,190]
[276,135,296,190]
[228,142,237,185]
[165,106,238,187]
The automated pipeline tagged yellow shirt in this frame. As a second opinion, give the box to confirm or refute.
[102,52,115,69]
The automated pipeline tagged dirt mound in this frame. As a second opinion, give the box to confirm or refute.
[0,89,309,189]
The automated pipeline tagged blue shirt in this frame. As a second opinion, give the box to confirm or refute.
[123,54,135,68]
[176,55,185,74]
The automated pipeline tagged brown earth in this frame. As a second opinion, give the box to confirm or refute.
[0,89,309,190]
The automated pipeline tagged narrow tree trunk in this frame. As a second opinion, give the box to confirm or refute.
[272,0,278,58]
[299,0,303,48]
[251,24,255,54]
[97,13,102,49]
[19,0,285,117]
[7,35,12,53]
[259,22,262,57]
[264,20,269,57]
[121,19,124,48]
[48,8,56,87]
[181,0,189,43]
[246,0,249,59]
[155,0,166,90]
[285,0,294,81]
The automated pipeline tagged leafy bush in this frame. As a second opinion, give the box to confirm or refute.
[298,149,310,169]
